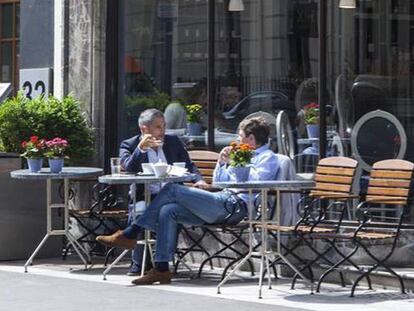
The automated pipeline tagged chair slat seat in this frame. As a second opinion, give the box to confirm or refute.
[99,208,129,218]
[69,209,91,217]
[255,223,335,233]
[311,231,396,240]
[365,195,407,205]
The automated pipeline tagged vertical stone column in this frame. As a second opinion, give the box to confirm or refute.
[67,0,107,168]
[66,1,108,250]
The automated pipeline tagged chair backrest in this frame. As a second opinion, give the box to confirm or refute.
[366,159,414,206]
[189,150,219,184]
[311,156,358,197]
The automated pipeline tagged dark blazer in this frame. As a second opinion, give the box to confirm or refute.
[119,134,203,199]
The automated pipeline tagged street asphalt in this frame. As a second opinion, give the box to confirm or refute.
[0,270,309,311]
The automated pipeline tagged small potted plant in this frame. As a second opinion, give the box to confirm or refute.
[303,102,319,138]
[20,136,46,172]
[45,137,69,173]
[228,141,254,182]
[185,103,203,135]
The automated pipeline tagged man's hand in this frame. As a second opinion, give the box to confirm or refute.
[218,146,232,165]
[193,180,211,190]
[138,134,163,151]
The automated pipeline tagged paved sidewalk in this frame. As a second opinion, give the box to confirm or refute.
[1,258,414,311]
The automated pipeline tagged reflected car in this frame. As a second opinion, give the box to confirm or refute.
[216,91,297,132]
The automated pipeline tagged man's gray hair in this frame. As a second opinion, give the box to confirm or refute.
[138,109,165,127]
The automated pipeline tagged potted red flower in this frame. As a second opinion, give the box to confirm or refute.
[44,137,69,173]
[303,102,319,138]
[20,136,46,172]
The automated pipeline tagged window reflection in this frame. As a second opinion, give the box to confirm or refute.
[117,0,414,174]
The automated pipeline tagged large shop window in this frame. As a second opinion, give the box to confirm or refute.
[117,0,414,181]
[117,0,320,158]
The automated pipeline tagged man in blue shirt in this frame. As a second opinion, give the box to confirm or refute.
[97,117,279,285]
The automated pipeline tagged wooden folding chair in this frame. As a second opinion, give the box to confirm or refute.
[256,156,360,288]
[317,159,414,297]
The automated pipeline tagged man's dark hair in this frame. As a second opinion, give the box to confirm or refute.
[239,117,270,146]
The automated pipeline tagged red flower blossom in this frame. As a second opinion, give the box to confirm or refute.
[30,135,39,143]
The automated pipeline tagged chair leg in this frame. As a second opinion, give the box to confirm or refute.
[359,244,405,295]
[260,232,316,289]
[197,227,249,278]
[175,228,213,272]
[317,245,359,292]
[350,262,380,297]
[380,264,406,294]
[291,239,332,290]
[329,241,372,289]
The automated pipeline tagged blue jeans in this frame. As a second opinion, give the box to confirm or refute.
[134,183,247,262]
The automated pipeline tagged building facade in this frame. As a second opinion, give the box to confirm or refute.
[0,0,411,265]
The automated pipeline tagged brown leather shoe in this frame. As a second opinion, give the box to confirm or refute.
[96,230,136,249]
[131,268,172,285]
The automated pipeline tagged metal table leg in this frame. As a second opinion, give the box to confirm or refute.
[25,178,91,272]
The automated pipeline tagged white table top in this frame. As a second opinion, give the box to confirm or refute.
[98,173,198,185]
[10,167,103,180]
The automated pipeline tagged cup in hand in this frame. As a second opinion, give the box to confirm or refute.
[141,163,154,174]
[110,157,121,175]
[151,162,171,177]
[173,162,186,168]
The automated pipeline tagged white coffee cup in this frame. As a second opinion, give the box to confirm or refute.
[173,162,186,168]
[151,162,172,177]
[141,163,154,174]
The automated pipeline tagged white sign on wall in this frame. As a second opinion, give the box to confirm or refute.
[19,68,53,99]
[0,83,12,103]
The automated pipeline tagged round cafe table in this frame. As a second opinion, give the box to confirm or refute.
[11,167,103,272]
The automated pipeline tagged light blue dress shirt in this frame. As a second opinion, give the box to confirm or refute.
[212,144,280,203]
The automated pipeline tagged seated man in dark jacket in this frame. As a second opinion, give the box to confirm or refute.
[119,108,207,275]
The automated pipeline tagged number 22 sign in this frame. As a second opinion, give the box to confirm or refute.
[19,68,52,99]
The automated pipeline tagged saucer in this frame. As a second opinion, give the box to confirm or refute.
[137,172,155,176]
